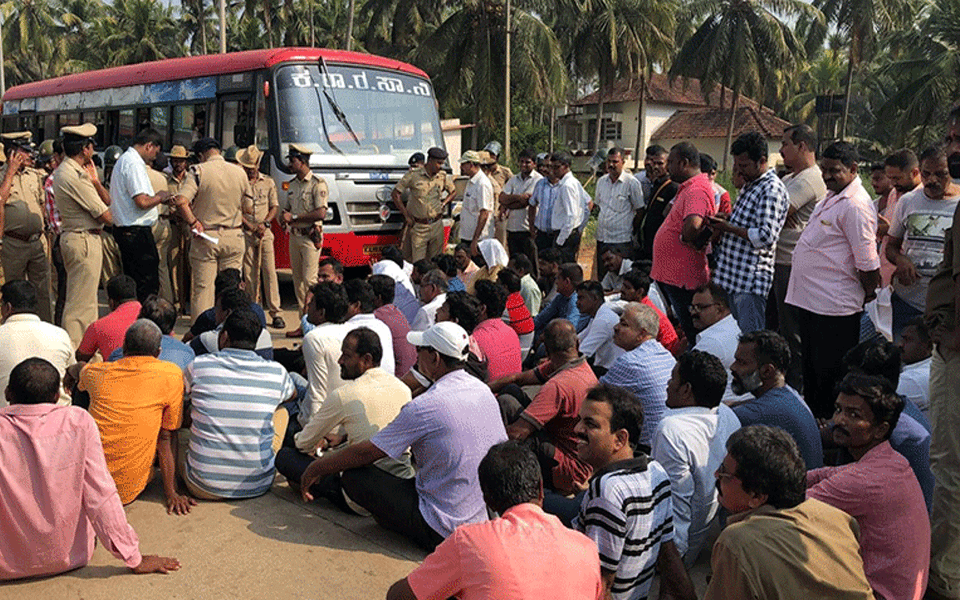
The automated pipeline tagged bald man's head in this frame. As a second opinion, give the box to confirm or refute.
[543,319,579,356]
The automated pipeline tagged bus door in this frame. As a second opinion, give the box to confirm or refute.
[216,93,254,150]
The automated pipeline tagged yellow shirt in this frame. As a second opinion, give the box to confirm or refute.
[80,355,185,504]
[394,167,455,220]
[52,157,109,232]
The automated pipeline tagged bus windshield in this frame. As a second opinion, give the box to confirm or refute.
[275,64,443,168]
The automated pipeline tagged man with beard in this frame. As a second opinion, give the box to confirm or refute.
[728,330,823,469]
[635,145,679,261]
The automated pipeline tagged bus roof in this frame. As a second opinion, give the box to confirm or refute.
[3,48,429,102]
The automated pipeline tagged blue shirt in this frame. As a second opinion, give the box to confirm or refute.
[447,277,466,292]
[599,339,675,447]
[530,178,558,231]
[733,386,824,469]
[108,335,196,371]
[534,292,588,334]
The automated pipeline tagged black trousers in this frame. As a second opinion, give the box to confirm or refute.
[797,307,862,419]
[496,384,560,490]
[658,281,698,344]
[507,230,538,278]
[535,230,558,254]
[274,447,351,512]
[112,225,160,301]
[340,466,444,551]
[556,229,582,264]
[51,234,67,327]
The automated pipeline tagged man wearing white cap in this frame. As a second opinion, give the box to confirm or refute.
[300,321,508,550]
[459,150,494,258]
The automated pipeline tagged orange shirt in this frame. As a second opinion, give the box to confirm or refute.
[80,356,184,504]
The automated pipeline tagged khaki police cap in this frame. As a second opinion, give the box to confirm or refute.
[237,145,263,169]
[286,143,313,160]
[1,131,31,142]
[168,145,190,159]
[459,150,482,164]
[61,123,97,140]
[478,150,496,166]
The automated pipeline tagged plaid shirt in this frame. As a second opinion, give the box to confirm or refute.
[713,168,789,295]
[44,173,61,235]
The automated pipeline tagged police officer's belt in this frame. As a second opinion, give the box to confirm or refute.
[413,215,442,225]
[5,230,42,243]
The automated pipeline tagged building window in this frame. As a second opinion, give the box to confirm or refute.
[586,118,622,145]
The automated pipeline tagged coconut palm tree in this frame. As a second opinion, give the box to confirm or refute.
[670,0,821,170]
[96,0,184,67]
[0,0,61,84]
[180,0,216,55]
[360,0,450,58]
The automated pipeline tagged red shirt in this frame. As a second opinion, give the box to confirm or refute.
[77,301,142,360]
[525,357,597,493]
[651,172,716,290]
[472,318,522,380]
[505,292,534,336]
[641,296,681,356]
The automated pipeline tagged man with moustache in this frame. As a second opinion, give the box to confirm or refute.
[729,330,823,469]
[636,145,679,261]
[593,147,643,281]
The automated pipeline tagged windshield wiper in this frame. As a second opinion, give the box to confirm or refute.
[317,58,361,147]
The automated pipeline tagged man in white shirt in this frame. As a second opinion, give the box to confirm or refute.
[653,350,740,567]
[343,279,395,376]
[690,283,750,404]
[594,147,643,281]
[551,152,587,264]
[575,281,623,375]
[897,317,932,415]
[109,128,169,301]
[458,150,494,258]
[0,280,73,406]
[599,247,634,294]
[411,269,447,332]
[499,148,543,270]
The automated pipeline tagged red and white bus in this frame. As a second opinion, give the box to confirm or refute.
[1,47,447,267]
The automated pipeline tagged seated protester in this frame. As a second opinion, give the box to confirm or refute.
[466,238,508,294]
[837,339,934,511]
[490,319,596,495]
[410,258,433,290]
[0,358,180,580]
[434,253,466,293]
[573,384,695,600]
[411,269,447,332]
[534,262,588,337]
[276,328,414,512]
[576,280,623,375]
[317,255,345,284]
[369,274,417,378]
[509,253,542,316]
[652,351,741,567]
[0,280,73,406]
[387,441,604,600]
[76,274,141,362]
[291,282,351,443]
[621,259,670,315]
[182,310,296,500]
[381,243,414,279]
[599,302,674,449]
[619,269,680,356]
[472,280,522,380]
[191,287,274,360]
[537,247,562,306]
[496,268,534,342]
[80,320,193,514]
[107,295,195,371]
[298,322,508,550]
[343,279,396,376]
[429,291,489,384]
[706,426,873,599]
[897,317,932,415]
[730,330,824,469]
[599,246,634,294]
[689,282,751,403]
[182,268,266,343]
[454,242,480,291]
[371,252,420,325]
[807,374,929,600]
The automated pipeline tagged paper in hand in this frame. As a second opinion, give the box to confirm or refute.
[193,229,219,245]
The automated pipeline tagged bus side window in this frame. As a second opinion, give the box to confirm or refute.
[172,105,194,148]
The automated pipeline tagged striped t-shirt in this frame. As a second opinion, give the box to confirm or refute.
[574,456,674,600]
[185,348,295,499]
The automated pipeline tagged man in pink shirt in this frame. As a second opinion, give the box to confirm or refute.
[651,142,716,343]
[387,440,603,600]
[76,274,142,362]
[0,357,179,581]
[786,142,881,419]
[472,279,522,379]
[807,373,929,600]
[878,150,922,287]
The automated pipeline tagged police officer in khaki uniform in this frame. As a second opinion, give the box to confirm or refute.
[280,143,327,336]
[483,141,513,188]
[145,152,176,305]
[0,132,53,322]
[392,146,455,263]
[238,145,284,329]
[52,123,113,346]
[174,137,253,321]
[167,145,192,314]
[479,150,508,248]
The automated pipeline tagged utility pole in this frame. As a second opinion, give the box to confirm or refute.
[346,0,356,51]
[219,0,227,53]
[503,0,511,164]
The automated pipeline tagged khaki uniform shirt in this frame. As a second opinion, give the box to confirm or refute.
[248,174,279,223]
[282,173,328,229]
[167,172,189,197]
[53,157,109,232]
[704,500,873,600]
[2,165,46,236]
[394,167,455,221]
[491,164,513,189]
[177,154,252,228]
[145,168,170,217]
